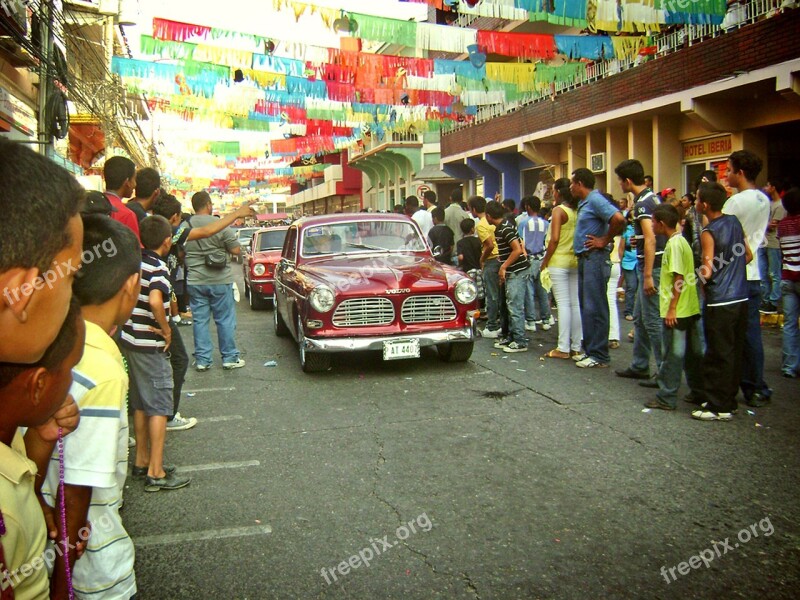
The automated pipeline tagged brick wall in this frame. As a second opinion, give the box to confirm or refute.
[441,10,800,158]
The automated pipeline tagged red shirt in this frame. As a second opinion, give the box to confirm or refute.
[105,192,141,241]
[777,212,800,282]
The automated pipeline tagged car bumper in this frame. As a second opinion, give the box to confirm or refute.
[302,323,474,353]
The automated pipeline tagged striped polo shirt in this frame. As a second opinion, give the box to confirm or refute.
[121,249,171,352]
[41,320,136,599]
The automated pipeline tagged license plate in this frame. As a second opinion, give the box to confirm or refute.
[383,339,420,361]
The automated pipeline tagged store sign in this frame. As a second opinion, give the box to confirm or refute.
[0,87,37,136]
[682,135,732,161]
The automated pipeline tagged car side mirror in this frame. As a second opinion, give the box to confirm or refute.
[279,258,295,274]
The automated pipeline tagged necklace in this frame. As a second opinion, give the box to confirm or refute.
[57,428,74,600]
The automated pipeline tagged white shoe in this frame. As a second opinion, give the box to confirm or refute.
[128,436,136,448]
[524,322,537,332]
[480,328,501,339]
[223,358,246,370]
[166,413,198,431]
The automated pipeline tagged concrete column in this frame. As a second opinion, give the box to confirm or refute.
[653,114,682,193]
[606,126,628,195]
[567,135,586,175]
[587,129,607,192]
[485,153,523,206]
[628,121,653,180]
[467,156,501,200]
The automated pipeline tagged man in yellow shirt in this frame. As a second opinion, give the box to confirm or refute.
[469,195,504,338]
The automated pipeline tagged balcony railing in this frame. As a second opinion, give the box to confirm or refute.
[444,0,781,133]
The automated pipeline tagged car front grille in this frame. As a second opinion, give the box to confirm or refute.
[332,298,395,327]
[401,296,457,324]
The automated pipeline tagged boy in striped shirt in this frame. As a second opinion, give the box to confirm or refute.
[122,216,191,492]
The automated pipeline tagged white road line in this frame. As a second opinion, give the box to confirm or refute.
[134,525,272,548]
[177,460,260,473]
[198,415,243,423]
[183,387,236,393]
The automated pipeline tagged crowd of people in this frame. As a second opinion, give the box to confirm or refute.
[0,140,254,598]
[399,151,798,421]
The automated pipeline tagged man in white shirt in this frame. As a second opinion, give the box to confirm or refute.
[722,149,772,407]
[405,195,433,238]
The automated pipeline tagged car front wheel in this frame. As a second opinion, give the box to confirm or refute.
[437,341,474,362]
[248,285,268,311]
[297,314,330,373]
[274,302,289,337]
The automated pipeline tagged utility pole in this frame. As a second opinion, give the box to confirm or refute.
[37,0,54,153]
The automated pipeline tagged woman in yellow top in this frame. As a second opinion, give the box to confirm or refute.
[541,178,582,359]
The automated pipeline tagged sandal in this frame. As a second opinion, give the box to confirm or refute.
[609,340,620,349]
[543,349,570,359]
[627,330,635,341]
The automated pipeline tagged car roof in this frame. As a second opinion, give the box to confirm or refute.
[293,213,414,228]
[255,225,289,233]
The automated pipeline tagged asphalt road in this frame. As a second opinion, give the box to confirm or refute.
[123,272,800,599]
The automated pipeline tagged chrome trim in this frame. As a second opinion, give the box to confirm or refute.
[302,325,474,353]
[332,297,395,327]
[401,295,457,324]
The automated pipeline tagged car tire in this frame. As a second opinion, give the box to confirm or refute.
[437,341,474,362]
[274,302,290,337]
[297,314,330,373]
[248,286,268,311]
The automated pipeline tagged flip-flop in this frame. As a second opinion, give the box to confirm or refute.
[543,349,570,359]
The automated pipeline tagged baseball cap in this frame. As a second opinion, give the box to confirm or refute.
[82,191,118,216]
[660,188,676,197]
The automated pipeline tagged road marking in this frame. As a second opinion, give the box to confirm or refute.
[134,525,272,548]
[198,415,243,423]
[177,460,260,473]
[183,387,236,393]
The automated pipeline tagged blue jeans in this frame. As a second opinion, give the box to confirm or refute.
[758,247,782,303]
[189,284,240,365]
[630,265,663,374]
[656,318,704,408]
[740,280,771,400]
[781,280,800,376]
[524,258,552,323]
[505,269,530,346]
[622,267,637,317]
[483,259,503,332]
[577,250,611,363]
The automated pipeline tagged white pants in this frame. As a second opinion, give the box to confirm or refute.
[607,262,621,341]
[550,266,582,353]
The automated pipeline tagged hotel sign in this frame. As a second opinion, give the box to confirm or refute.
[682,135,732,161]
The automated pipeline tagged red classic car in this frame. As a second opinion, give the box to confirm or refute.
[243,226,289,310]
[273,213,478,372]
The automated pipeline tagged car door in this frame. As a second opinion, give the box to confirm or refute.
[275,226,299,334]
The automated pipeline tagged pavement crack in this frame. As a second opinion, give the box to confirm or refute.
[461,571,481,599]
[400,542,480,598]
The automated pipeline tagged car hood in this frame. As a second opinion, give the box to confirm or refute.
[251,249,282,261]
[300,254,459,293]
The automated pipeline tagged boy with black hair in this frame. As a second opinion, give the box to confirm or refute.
[760,175,787,313]
[644,204,703,411]
[722,149,772,407]
[778,188,800,378]
[422,189,438,212]
[428,207,454,264]
[485,201,530,353]
[127,167,161,222]
[103,156,140,240]
[0,139,84,363]
[691,183,752,421]
[517,195,553,331]
[26,215,142,598]
[122,216,191,492]
[0,302,84,599]
[457,218,484,310]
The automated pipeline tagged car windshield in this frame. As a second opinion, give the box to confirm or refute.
[258,229,287,251]
[237,228,258,242]
[301,220,426,257]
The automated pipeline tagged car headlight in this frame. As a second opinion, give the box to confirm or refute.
[454,278,478,305]
[253,263,266,277]
[309,285,336,313]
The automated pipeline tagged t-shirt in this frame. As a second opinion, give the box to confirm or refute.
[444,203,471,244]
[703,214,749,306]
[494,220,529,274]
[777,212,800,282]
[165,222,192,286]
[476,216,498,261]
[185,215,239,285]
[660,233,701,318]
[0,432,48,600]
[427,224,454,264]
[517,214,548,256]
[621,224,637,270]
[105,192,140,241]
[126,200,148,223]
[457,236,482,272]
[121,249,171,351]
[42,320,135,599]
[632,188,667,269]
[765,199,786,248]
[573,190,619,255]
[411,209,433,237]
[722,188,770,281]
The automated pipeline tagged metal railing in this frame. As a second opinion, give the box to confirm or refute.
[444,0,782,133]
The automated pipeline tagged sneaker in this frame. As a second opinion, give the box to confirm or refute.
[643,399,675,411]
[625,315,634,321]
[132,464,176,479]
[638,378,659,389]
[615,367,650,380]
[524,322,537,332]
[128,436,136,448]
[222,359,246,370]
[166,413,198,431]
[144,472,191,492]
[503,342,528,353]
[493,337,512,349]
[691,409,733,421]
[540,320,552,331]
[195,363,211,372]
[571,352,587,362]
[759,302,778,314]
[480,328,501,339]
[746,392,771,408]
[576,356,607,368]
